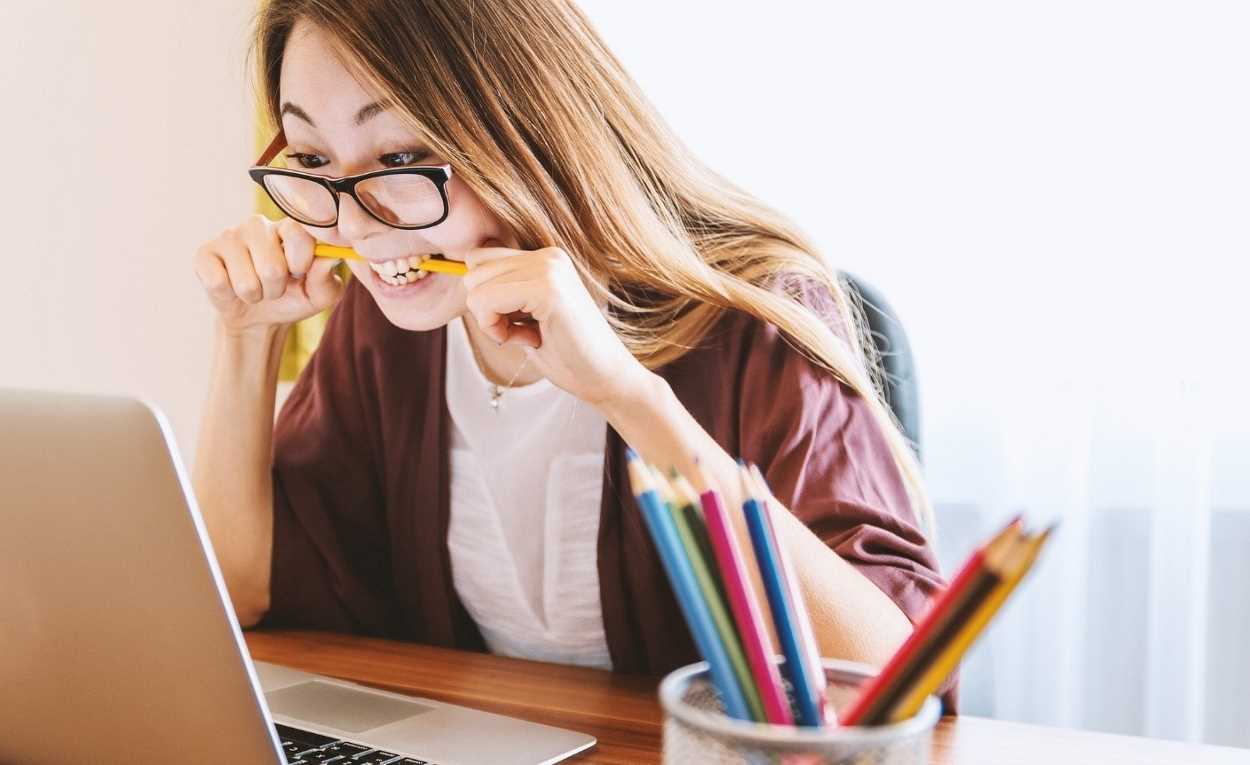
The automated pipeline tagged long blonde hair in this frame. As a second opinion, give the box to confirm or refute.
[253,0,933,534]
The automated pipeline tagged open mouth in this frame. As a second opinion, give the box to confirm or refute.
[366,253,456,286]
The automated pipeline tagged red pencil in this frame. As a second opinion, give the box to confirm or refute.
[840,516,1022,726]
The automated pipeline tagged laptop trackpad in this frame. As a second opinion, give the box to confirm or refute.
[266,680,433,733]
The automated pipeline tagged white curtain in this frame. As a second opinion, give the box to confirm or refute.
[579,0,1250,747]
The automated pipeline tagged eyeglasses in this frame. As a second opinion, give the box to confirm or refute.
[248,131,452,230]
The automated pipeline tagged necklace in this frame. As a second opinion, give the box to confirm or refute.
[466,330,532,412]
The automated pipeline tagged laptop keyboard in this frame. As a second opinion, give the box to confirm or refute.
[276,722,441,765]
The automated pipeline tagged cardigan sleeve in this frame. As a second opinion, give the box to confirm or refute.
[258,283,395,633]
[735,282,946,631]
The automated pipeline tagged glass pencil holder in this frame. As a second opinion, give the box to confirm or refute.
[658,659,940,765]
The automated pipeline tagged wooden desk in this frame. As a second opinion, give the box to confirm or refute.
[245,630,1248,765]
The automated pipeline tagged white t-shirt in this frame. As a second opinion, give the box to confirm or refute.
[444,316,612,669]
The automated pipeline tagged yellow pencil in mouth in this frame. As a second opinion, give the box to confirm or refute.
[312,243,468,276]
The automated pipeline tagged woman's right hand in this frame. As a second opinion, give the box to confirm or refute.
[194,214,345,336]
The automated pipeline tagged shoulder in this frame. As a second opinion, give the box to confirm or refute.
[664,272,857,390]
[655,273,874,452]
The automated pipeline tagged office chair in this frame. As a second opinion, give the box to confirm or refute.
[840,273,922,462]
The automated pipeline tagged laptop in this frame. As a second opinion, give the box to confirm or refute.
[0,388,597,765]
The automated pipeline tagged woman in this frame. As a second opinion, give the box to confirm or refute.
[192,0,946,687]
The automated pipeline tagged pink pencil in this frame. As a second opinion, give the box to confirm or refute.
[692,461,794,725]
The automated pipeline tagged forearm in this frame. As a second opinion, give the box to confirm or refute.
[191,322,289,626]
[599,370,913,666]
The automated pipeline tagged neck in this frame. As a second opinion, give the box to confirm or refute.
[460,314,545,387]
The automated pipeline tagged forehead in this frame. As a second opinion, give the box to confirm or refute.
[278,19,387,130]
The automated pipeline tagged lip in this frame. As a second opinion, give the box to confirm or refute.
[359,252,450,264]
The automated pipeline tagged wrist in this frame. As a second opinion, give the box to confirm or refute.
[595,364,669,427]
[212,320,291,388]
[217,320,290,349]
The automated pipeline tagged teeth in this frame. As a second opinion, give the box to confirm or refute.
[368,253,443,286]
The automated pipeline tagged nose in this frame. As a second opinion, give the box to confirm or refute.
[334,191,388,242]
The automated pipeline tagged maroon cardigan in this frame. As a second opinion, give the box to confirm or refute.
[262,278,952,705]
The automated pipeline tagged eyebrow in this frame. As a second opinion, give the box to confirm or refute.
[279,100,391,128]
[353,100,389,125]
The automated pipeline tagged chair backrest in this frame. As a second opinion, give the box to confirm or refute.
[840,273,922,461]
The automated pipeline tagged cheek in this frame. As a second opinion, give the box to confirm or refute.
[423,177,507,252]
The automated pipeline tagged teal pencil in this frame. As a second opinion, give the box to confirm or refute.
[658,469,767,723]
[626,453,752,721]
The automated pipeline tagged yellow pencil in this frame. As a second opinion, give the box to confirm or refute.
[312,243,468,276]
[886,525,1055,721]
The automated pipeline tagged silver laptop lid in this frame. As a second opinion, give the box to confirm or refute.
[0,389,283,764]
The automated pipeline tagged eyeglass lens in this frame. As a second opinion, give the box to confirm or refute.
[262,173,445,227]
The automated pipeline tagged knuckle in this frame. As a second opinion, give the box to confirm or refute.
[198,269,225,290]
[256,263,286,284]
[277,217,308,244]
[246,213,272,232]
[238,279,263,302]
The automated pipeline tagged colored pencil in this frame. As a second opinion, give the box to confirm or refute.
[690,460,794,725]
[839,516,1023,726]
[670,471,731,610]
[312,243,469,275]
[739,462,826,726]
[747,463,833,725]
[657,470,766,723]
[624,452,752,721]
[885,525,1054,721]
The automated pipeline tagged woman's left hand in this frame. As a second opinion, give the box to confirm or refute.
[462,244,651,409]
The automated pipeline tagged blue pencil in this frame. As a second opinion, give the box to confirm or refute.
[739,462,826,726]
[625,451,752,721]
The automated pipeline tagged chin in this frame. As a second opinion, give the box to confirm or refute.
[349,262,464,332]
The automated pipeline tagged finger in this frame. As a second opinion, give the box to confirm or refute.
[462,251,557,294]
[461,259,540,291]
[463,245,525,272]
[217,234,264,305]
[303,256,345,311]
[465,281,538,344]
[501,322,541,349]
[276,217,316,278]
[193,246,239,309]
[239,219,289,301]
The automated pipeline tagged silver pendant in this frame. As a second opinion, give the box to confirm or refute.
[489,384,502,411]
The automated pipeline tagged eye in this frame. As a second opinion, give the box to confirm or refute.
[284,152,328,169]
[379,150,431,167]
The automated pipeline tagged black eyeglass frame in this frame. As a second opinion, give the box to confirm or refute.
[248,130,453,231]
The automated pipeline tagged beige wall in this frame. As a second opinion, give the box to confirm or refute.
[0,1,256,464]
